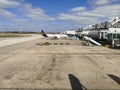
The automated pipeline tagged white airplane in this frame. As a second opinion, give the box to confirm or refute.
[41,30,68,39]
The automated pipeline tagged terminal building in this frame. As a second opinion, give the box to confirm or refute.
[77,17,120,47]
[63,30,77,37]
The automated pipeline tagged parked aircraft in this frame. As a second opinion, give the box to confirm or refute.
[41,30,68,39]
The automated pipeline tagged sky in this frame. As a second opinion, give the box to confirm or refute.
[0,0,120,32]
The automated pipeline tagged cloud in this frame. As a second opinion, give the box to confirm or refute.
[20,3,55,21]
[59,13,99,24]
[59,6,99,25]
[70,7,86,12]
[0,0,56,31]
[58,3,120,26]
[0,1,55,21]
[95,0,110,5]
[89,0,120,6]
[0,0,20,8]
[0,0,119,31]
[0,0,21,20]
[93,4,120,17]
[0,9,16,19]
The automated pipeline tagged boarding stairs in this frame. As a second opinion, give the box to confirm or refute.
[83,36,102,46]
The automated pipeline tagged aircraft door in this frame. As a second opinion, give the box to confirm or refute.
[100,32,104,39]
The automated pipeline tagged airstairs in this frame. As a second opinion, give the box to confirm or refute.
[84,36,102,46]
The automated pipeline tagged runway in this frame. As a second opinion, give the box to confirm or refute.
[0,37,120,89]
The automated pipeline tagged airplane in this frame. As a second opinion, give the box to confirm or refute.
[41,30,68,39]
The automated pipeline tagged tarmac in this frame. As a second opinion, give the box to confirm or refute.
[0,35,120,90]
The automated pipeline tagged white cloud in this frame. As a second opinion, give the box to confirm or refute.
[20,3,55,21]
[89,0,120,6]
[76,11,105,17]
[0,0,21,19]
[59,13,98,24]
[0,1,56,31]
[93,4,120,17]
[0,9,15,19]
[58,4,120,26]
[95,0,110,5]
[0,0,20,8]
[70,7,86,12]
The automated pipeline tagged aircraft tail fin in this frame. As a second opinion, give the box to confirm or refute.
[41,30,48,37]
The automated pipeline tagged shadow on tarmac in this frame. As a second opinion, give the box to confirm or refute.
[108,74,120,85]
[68,74,87,90]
